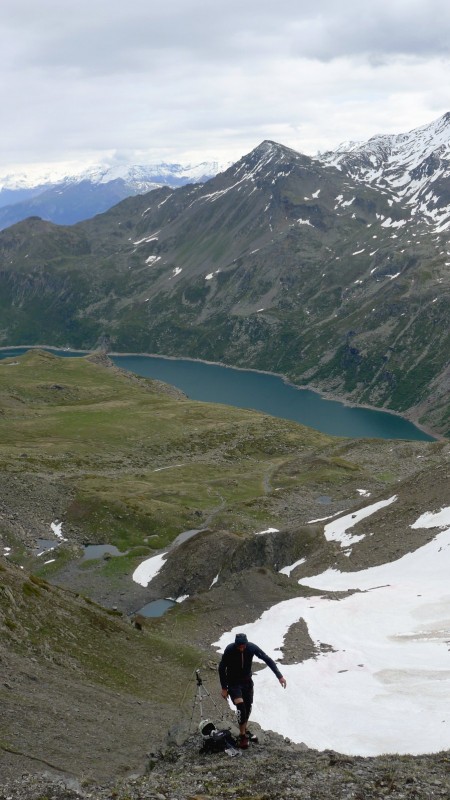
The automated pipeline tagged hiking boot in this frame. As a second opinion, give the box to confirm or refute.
[239,734,249,749]
[246,731,259,743]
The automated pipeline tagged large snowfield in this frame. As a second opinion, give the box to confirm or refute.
[214,503,450,756]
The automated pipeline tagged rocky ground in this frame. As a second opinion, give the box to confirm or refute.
[1,728,449,800]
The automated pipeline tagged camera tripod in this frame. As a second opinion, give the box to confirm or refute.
[190,669,227,728]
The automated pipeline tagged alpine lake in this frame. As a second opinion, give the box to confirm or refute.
[0,346,434,441]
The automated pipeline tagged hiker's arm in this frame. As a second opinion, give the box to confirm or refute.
[254,646,285,684]
[218,652,228,693]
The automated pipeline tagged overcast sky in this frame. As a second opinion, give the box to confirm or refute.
[1,0,450,176]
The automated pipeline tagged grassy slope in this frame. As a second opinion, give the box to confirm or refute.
[0,560,199,699]
[0,349,331,575]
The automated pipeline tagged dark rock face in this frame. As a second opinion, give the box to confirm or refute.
[141,526,324,601]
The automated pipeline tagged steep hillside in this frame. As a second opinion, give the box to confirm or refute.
[0,133,449,434]
[0,555,202,782]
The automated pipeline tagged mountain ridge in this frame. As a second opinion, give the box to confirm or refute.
[320,111,450,232]
[0,158,225,192]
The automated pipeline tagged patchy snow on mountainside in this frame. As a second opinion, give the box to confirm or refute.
[214,503,450,756]
[321,112,450,231]
[321,495,397,547]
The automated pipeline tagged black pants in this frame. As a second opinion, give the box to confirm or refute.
[228,680,253,724]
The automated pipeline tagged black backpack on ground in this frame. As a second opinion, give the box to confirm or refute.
[199,720,238,755]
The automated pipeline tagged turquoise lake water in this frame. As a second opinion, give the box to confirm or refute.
[0,347,434,441]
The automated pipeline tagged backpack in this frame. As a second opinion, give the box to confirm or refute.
[199,720,238,755]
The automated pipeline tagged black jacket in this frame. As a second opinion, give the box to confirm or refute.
[219,641,283,688]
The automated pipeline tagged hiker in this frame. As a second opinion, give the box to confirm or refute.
[218,632,286,749]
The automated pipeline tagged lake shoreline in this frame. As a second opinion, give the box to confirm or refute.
[0,343,442,441]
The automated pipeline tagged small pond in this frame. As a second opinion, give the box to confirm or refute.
[82,544,127,561]
[35,538,60,556]
[137,599,176,617]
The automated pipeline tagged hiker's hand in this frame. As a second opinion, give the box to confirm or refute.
[221,688,228,699]
[279,677,287,689]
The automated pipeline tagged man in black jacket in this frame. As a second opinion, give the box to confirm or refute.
[218,632,287,749]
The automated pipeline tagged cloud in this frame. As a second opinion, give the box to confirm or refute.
[1,1,449,169]
[5,0,450,71]
[289,1,450,61]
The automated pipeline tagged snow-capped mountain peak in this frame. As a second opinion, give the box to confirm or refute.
[227,139,313,187]
[320,112,450,231]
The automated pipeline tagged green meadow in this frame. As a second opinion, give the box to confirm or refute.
[0,350,332,571]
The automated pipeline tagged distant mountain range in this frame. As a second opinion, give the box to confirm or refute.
[0,161,224,228]
[0,113,449,434]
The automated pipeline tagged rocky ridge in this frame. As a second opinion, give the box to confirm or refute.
[1,734,449,800]
[320,112,450,232]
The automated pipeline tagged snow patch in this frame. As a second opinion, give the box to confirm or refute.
[51,521,66,541]
[133,552,168,587]
[255,527,279,536]
[134,234,159,246]
[205,269,220,280]
[279,557,306,577]
[323,496,397,548]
